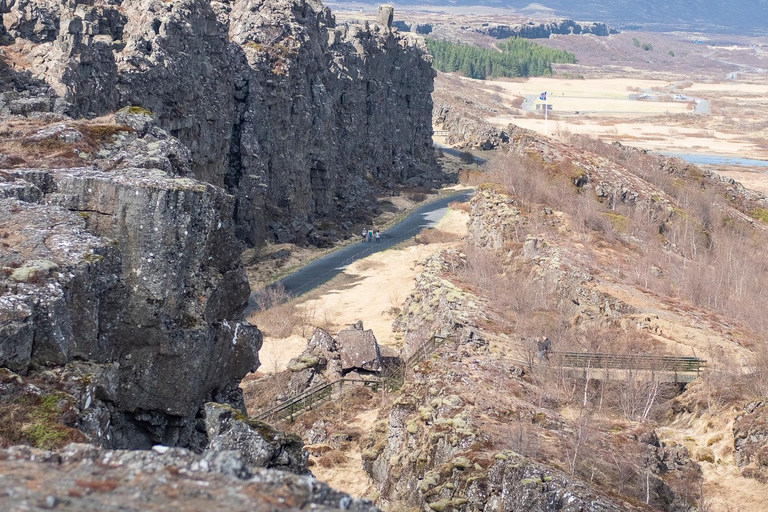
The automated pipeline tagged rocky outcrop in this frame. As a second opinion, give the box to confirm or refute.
[204,402,308,474]
[361,338,654,512]
[0,117,261,450]
[433,100,509,150]
[284,324,390,395]
[337,325,382,372]
[734,401,768,481]
[393,249,487,345]
[0,442,382,512]
[473,20,616,39]
[3,0,440,247]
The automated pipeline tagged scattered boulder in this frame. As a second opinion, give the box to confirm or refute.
[204,402,308,474]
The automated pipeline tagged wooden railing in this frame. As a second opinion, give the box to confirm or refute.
[254,335,449,422]
[548,352,707,383]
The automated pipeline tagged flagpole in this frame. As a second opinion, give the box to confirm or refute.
[544,97,548,136]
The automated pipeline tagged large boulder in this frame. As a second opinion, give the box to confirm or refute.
[337,327,382,372]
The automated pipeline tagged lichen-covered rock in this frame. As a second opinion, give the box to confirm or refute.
[734,400,768,481]
[0,442,382,512]
[204,402,309,474]
[393,249,486,344]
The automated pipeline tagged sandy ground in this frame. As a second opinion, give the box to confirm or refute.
[253,207,469,375]
[308,409,379,499]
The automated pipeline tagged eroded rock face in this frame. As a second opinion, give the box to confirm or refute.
[1,157,261,449]
[0,443,381,512]
[734,401,768,481]
[4,0,440,246]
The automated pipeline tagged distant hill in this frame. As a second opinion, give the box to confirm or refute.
[332,0,768,34]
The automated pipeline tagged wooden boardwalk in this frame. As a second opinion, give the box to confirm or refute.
[253,339,706,423]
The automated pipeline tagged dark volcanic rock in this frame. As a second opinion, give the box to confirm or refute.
[5,0,440,246]
[0,163,262,450]
[337,327,382,372]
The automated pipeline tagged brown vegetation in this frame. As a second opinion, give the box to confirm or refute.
[0,118,132,169]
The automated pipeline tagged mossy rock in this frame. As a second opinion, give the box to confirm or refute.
[428,499,453,512]
[118,105,154,116]
[420,475,439,492]
[362,447,383,461]
[452,456,472,470]
[520,478,540,487]
[406,420,419,434]
[451,416,467,429]
[10,260,59,283]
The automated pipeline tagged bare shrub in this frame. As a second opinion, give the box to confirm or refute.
[414,227,459,245]
[317,449,349,467]
[251,284,297,338]
[459,151,476,164]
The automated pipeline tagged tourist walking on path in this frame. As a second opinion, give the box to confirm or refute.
[361,228,367,242]
[368,229,373,242]
[375,230,380,243]
[537,336,551,362]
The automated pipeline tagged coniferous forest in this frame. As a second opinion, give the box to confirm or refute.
[426,37,576,79]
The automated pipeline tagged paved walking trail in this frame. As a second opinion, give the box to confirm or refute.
[245,189,473,314]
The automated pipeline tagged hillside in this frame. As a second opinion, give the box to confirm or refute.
[245,120,768,511]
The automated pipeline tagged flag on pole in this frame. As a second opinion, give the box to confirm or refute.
[539,91,547,101]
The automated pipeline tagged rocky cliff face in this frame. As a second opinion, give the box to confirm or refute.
[1,115,262,450]
[3,0,439,246]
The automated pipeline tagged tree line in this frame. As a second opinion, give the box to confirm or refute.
[425,37,575,79]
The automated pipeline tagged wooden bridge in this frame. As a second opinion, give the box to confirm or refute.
[544,352,707,384]
[254,335,448,422]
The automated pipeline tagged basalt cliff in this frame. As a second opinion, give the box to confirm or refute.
[1,0,440,246]
[0,0,439,455]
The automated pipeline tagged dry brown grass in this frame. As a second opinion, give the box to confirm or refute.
[414,227,459,245]
[317,449,350,467]
[0,118,133,169]
[249,284,298,338]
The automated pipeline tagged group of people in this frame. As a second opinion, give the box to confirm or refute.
[361,228,381,243]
